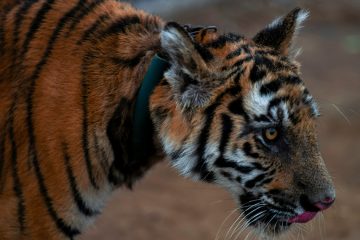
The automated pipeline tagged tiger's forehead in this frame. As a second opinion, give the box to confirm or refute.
[194,32,319,126]
[193,31,299,75]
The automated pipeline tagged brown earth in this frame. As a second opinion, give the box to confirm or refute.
[81,0,360,239]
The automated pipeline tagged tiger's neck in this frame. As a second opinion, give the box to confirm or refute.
[105,59,165,189]
[83,17,166,188]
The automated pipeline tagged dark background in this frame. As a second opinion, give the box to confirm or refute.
[81,0,360,239]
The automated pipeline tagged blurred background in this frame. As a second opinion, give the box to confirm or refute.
[81,0,360,239]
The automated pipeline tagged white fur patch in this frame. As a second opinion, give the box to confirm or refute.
[268,16,282,29]
[307,96,320,117]
[267,9,309,33]
[244,82,274,117]
[161,135,198,177]
[160,27,191,58]
[295,9,310,32]
[161,28,184,49]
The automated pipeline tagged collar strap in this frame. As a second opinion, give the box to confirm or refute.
[131,55,170,162]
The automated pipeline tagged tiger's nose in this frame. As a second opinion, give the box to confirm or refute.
[314,197,335,211]
[300,193,335,212]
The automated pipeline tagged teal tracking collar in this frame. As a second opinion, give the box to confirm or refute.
[131,55,170,162]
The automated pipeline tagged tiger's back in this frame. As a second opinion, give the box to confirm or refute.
[0,1,163,239]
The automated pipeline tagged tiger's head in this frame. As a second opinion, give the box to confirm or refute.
[150,8,335,236]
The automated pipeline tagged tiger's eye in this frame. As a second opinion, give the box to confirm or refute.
[264,127,278,141]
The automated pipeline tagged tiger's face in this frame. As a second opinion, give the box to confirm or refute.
[150,8,335,236]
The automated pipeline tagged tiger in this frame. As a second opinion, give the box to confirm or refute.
[0,0,335,239]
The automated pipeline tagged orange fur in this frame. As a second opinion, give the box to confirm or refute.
[0,1,163,239]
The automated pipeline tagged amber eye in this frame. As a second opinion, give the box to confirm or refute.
[263,127,278,141]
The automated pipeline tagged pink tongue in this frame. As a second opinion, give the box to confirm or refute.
[288,212,317,223]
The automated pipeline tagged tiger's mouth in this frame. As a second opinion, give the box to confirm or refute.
[240,202,294,235]
[238,193,304,235]
[244,209,318,235]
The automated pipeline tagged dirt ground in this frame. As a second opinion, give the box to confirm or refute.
[81,0,360,239]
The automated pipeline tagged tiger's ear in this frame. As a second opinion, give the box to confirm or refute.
[253,8,309,57]
[160,22,212,109]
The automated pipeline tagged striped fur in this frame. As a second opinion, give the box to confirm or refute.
[0,1,163,239]
[0,1,334,239]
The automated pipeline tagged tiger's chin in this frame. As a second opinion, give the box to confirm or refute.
[249,217,292,237]
[236,194,295,237]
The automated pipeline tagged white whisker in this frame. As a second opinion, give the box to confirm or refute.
[332,103,351,125]
[228,204,266,240]
[234,211,266,240]
[215,208,238,240]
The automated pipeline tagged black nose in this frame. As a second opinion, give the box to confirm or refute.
[300,194,335,212]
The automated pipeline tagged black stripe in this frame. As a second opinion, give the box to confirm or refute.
[253,114,271,123]
[289,112,300,125]
[193,86,240,179]
[242,142,259,159]
[24,1,85,236]
[202,171,215,182]
[66,0,105,37]
[93,130,109,175]
[0,97,13,192]
[193,108,213,179]
[254,135,271,152]
[179,71,197,93]
[62,142,100,217]
[231,56,252,69]
[8,100,26,232]
[249,64,266,83]
[259,177,272,185]
[168,134,190,162]
[168,148,184,161]
[30,149,81,237]
[0,16,4,55]
[245,173,266,188]
[107,98,132,186]
[267,96,289,114]
[20,0,56,60]
[194,42,213,62]
[213,114,233,179]
[0,5,11,55]
[227,85,242,96]
[0,127,5,192]
[228,98,249,122]
[12,0,38,63]
[110,54,144,68]
[260,76,302,95]
[270,198,296,211]
[220,170,233,181]
[255,49,277,56]
[205,33,242,49]
[254,55,275,69]
[77,14,109,45]
[242,45,251,55]
[100,15,140,37]
[214,156,255,173]
[222,56,252,71]
[25,0,84,170]
[235,176,242,183]
[81,53,100,189]
[224,67,240,79]
[226,47,242,60]
[152,106,168,124]
[219,114,232,153]
[252,162,269,171]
